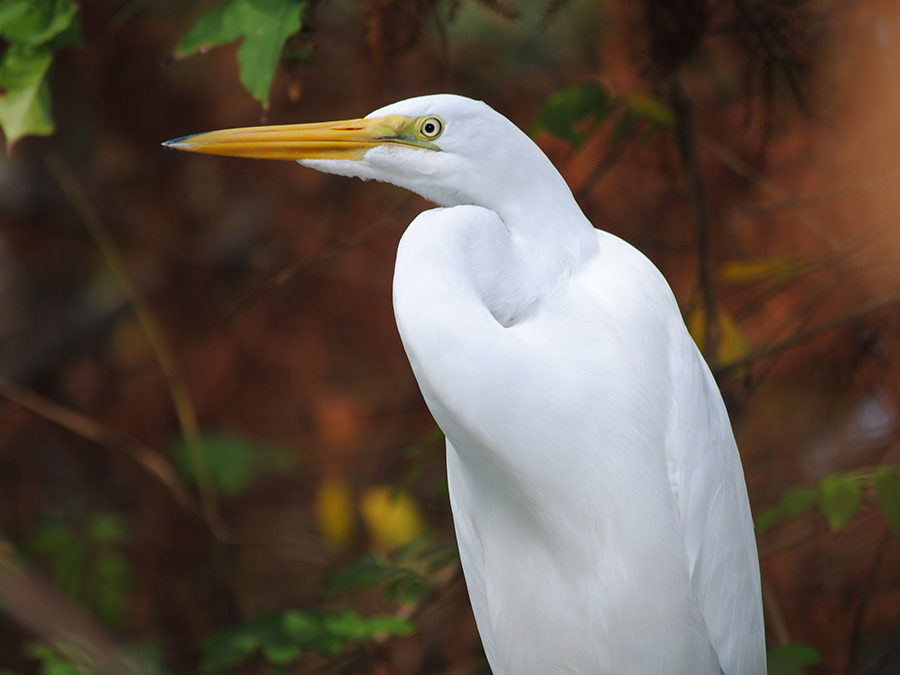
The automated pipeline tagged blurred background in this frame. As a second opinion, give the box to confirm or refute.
[1,0,900,673]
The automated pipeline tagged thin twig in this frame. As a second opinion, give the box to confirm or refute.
[0,375,198,515]
[573,123,639,201]
[737,173,900,215]
[699,135,843,251]
[862,638,900,675]
[0,542,159,675]
[762,576,791,647]
[41,150,227,541]
[845,531,893,675]
[671,77,720,362]
[228,195,417,319]
[300,562,464,675]
[716,294,900,375]
[0,375,330,559]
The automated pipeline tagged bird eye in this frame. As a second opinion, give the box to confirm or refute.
[419,117,443,139]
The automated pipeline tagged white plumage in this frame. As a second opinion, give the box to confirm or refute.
[165,94,766,675]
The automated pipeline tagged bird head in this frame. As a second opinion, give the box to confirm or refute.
[164,94,572,216]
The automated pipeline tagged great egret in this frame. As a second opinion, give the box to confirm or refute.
[165,94,766,675]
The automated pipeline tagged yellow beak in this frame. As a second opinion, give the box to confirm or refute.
[162,115,431,161]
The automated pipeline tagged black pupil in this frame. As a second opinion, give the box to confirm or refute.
[424,122,435,134]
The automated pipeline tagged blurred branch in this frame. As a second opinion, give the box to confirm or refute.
[845,531,893,675]
[573,123,638,201]
[862,638,900,675]
[302,563,463,675]
[671,77,719,362]
[730,239,866,324]
[0,542,158,675]
[0,370,329,560]
[716,294,900,376]
[41,150,227,541]
[737,173,900,215]
[762,576,791,647]
[699,135,842,251]
[0,375,198,515]
[229,195,417,318]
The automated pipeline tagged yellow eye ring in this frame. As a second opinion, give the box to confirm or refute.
[419,117,443,139]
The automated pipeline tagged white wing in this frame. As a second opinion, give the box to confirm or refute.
[394,206,765,675]
[666,339,766,675]
[574,228,766,675]
[446,438,501,672]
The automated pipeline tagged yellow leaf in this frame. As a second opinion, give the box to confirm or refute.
[685,300,750,368]
[720,257,812,287]
[316,478,355,552]
[622,93,676,128]
[360,486,426,552]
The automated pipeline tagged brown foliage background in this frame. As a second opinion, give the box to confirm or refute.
[2,0,900,673]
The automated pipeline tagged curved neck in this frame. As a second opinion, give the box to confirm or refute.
[485,153,598,284]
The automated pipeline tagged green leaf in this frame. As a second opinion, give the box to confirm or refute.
[358,614,415,639]
[0,0,30,34]
[175,0,304,104]
[26,513,133,628]
[393,428,444,498]
[89,514,127,543]
[199,626,262,672]
[532,81,615,145]
[25,643,88,675]
[780,487,818,518]
[322,611,414,641]
[754,505,782,534]
[171,433,291,499]
[0,0,77,47]
[0,45,54,144]
[766,644,821,675]
[323,553,393,595]
[200,609,415,671]
[386,574,427,604]
[260,639,300,665]
[755,486,819,533]
[874,467,900,538]
[818,474,861,532]
[93,553,133,627]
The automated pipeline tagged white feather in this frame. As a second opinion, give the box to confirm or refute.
[309,94,765,674]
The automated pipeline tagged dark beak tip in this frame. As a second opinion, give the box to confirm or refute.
[162,133,199,148]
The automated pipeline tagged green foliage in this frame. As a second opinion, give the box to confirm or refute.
[392,427,445,498]
[175,0,307,105]
[756,466,900,535]
[0,0,81,145]
[531,82,615,145]
[171,432,293,500]
[818,473,862,532]
[324,539,458,605]
[199,609,414,672]
[26,643,89,675]
[26,513,133,628]
[874,467,900,537]
[766,644,821,675]
[532,82,675,149]
[755,486,818,533]
[24,641,161,675]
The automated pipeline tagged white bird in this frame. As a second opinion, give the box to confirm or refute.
[165,94,766,675]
